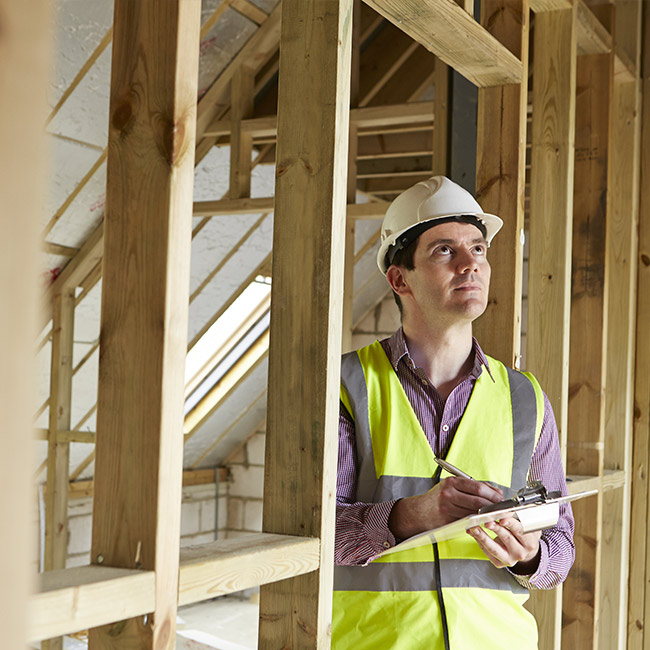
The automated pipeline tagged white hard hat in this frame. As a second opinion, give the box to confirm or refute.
[377,176,503,274]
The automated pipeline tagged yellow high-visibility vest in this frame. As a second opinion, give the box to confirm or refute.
[333,341,544,650]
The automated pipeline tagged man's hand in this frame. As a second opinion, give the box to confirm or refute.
[388,477,503,540]
[467,517,541,573]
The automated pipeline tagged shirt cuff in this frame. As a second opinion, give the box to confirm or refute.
[364,500,398,560]
[508,537,549,589]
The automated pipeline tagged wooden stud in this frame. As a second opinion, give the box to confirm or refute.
[474,0,529,368]
[563,49,612,650]
[258,0,352,645]
[230,0,268,25]
[600,3,643,645]
[526,7,577,648]
[363,0,522,87]
[344,0,362,353]
[629,4,650,646]
[433,56,450,176]
[230,64,255,199]
[89,2,201,650]
[43,221,104,327]
[0,0,50,646]
[43,289,75,650]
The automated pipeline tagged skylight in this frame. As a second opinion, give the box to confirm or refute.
[184,276,272,418]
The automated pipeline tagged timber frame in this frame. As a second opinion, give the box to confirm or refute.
[8,0,649,648]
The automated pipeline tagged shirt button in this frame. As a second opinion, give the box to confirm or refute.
[421,378,427,385]
[442,424,449,432]
[383,541,391,548]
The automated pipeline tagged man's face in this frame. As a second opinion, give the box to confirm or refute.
[391,221,491,327]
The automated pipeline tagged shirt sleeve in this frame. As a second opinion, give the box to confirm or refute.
[335,405,398,566]
[509,392,575,589]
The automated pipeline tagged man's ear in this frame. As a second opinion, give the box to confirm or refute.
[386,265,410,297]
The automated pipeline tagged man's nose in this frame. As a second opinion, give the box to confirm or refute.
[456,249,478,273]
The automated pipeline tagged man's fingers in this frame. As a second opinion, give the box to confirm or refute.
[468,519,542,569]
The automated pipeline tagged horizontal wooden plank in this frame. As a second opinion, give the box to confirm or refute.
[363,0,522,86]
[29,566,155,642]
[566,469,626,495]
[41,469,224,501]
[347,201,391,219]
[205,102,434,139]
[529,0,571,12]
[352,101,434,127]
[577,0,612,55]
[193,196,275,216]
[178,533,320,606]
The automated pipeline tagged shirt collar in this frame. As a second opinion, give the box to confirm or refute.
[384,327,495,383]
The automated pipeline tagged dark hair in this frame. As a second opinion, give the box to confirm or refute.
[388,238,418,318]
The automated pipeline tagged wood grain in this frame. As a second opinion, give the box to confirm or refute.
[179,533,320,606]
[259,0,352,646]
[474,0,529,368]
[562,50,611,650]
[29,567,155,643]
[364,0,522,86]
[628,6,650,646]
[89,1,201,648]
[600,64,642,650]
[526,9,577,648]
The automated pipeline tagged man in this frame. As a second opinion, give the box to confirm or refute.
[332,176,574,649]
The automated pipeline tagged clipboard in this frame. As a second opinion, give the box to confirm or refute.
[370,489,596,562]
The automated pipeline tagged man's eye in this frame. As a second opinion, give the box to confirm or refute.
[436,246,452,255]
[474,246,486,255]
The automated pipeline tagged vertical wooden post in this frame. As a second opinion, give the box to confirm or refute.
[526,8,577,649]
[230,65,254,199]
[474,0,529,368]
[600,2,643,645]
[562,49,611,650]
[628,3,650,646]
[43,289,75,650]
[343,0,361,353]
[0,0,49,646]
[89,1,200,648]
[433,56,450,176]
[259,0,352,646]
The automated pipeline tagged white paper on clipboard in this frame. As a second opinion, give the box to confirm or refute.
[370,489,596,562]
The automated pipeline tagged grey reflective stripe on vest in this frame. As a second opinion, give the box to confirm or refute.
[334,560,528,594]
[340,353,538,503]
[341,351,378,503]
[506,367,538,492]
[374,475,510,503]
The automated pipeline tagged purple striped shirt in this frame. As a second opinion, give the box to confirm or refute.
[335,328,575,589]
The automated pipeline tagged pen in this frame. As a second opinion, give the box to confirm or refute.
[435,457,474,480]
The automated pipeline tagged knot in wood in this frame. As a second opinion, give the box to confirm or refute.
[112,98,135,135]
